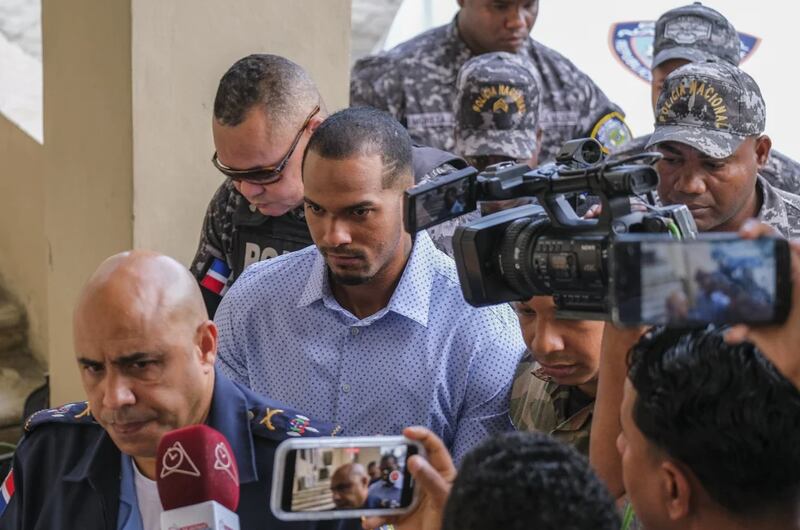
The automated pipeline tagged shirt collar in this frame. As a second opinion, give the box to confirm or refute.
[297,232,438,327]
[756,175,790,230]
[117,454,142,530]
[207,368,259,484]
[447,16,475,65]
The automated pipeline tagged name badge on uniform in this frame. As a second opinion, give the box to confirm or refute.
[406,112,455,130]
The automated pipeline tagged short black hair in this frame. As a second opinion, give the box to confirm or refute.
[628,327,800,517]
[302,107,412,189]
[213,54,319,128]
[442,432,620,530]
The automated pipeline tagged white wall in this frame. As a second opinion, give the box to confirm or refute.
[385,1,799,160]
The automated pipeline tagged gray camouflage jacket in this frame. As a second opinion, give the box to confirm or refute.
[351,18,631,162]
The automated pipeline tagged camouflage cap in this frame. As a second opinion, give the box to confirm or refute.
[454,52,541,160]
[646,61,765,159]
[653,2,740,68]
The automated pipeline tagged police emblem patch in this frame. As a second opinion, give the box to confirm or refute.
[608,21,761,82]
[591,111,632,152]
[664,16,712,44]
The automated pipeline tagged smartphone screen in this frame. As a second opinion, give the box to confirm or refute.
[277,438,419,518]
[404,168,477,233]
[612,235,791,326]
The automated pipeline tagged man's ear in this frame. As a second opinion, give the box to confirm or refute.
[660,460,692,522]
[307,114,325,135]
[197,320,218,369]
[754,134,772,168]
[457,0,466,8]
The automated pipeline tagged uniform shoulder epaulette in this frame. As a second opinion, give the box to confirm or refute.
[249,404,342,441]
[24,401,97,433]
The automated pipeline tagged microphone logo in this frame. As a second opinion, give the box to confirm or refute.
[214,442,238,484]
[160,441,201,479]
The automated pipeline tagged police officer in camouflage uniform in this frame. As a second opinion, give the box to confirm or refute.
[613,2,800,195]
[646,60,800,238]
[425,51,544,256]
[509,296,604,456]
[350,0,633,163]
[453,52,542,171]
[191,54,465,316]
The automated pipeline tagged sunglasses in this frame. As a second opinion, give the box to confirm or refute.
[211,104,320,184]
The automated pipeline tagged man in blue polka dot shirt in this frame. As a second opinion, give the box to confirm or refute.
[214,107,526,462]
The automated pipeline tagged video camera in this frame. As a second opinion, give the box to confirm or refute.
[404,138,698,320]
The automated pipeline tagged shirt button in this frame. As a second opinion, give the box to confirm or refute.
[350,327,360,336]
[342,383,351,393]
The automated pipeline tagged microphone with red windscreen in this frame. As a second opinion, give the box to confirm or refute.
[156,424,241,530]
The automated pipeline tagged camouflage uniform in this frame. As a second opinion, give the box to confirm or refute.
[509,351,594,456]
[757,176,800,239]
[421,52,545,258]
[191,146,466,316]
[351,18,632,163]
[613,134,800,196]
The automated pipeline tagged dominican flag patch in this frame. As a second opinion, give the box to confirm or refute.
[0,469,14,516]
[200,258,232,296]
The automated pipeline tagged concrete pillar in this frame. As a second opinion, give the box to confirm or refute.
[36,0,352,404]
[42,0,134,404]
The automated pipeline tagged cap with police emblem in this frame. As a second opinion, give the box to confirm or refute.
[653,2,740,68]
[454,52,541,160]
[646,61,765,159]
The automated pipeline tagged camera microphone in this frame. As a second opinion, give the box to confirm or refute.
[156,424,240,530]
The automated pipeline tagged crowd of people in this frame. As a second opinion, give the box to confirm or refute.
[1,1,800,529]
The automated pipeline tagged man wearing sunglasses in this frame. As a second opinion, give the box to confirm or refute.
[191,54,466,317]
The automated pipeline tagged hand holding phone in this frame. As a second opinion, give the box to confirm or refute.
[725,220,800,389]
[270,436,423,521]
[611,233,791,327]
[362,427,456,530]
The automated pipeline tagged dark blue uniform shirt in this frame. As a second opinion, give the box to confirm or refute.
[0,369,343,529]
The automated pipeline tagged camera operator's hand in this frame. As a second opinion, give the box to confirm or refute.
[582,198,648,220]
[361,427,456,530]
[590,323,648,499]
[725,219,800,389]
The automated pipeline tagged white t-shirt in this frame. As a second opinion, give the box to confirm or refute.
[133,461,164,530]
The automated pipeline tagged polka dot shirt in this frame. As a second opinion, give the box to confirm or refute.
[214,232,526,462]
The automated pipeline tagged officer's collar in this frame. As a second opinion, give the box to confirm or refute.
[63,428,123,508]
[756,175,790,231]
[447,15,475,63]
[207,367,259,484]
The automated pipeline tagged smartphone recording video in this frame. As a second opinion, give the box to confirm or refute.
[271,436,421,521]
[612,235,791,326]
